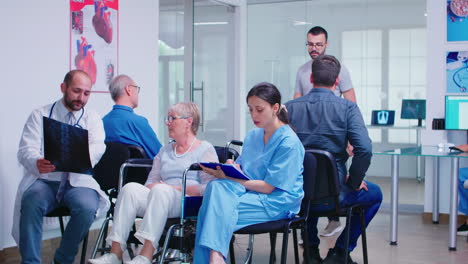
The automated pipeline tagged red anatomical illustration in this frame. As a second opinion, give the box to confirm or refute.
[75,37,97,84]
[93,0,113,44]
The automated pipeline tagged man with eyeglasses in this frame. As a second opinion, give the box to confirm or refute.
[102,74,162,159]
[294,26,356,103]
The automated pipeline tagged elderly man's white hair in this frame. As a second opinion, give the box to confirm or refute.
[108,74,133,101]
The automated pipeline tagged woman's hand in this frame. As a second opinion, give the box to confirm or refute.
[146,181,165,189]
[225,159,242,170]
[199,163,227,179]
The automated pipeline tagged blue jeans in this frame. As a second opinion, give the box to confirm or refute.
[306,181,382,251]
[19,179,99,264]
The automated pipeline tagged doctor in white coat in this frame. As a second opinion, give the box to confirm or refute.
[12,70,109,264]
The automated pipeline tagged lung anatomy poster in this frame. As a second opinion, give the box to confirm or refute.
[70,0,118,92]
[446,51,468,93]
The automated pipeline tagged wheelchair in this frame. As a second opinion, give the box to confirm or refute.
[91,142,151,260]
[90,140,242,263]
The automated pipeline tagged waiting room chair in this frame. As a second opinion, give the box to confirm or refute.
[228,149,317,264]
[306,149,368,264]
[46,207,89,264]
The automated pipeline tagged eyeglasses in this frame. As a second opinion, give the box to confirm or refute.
[165,115,189,123]
[305,42,325,48]
[129,84,140,93]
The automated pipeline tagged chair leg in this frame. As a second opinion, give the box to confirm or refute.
[247,235,254,264]
[229,236,236,264]
[80,233,88,264]
[59,216,65,234]
[344,211,353,264]
[269,232,277,264]
[302,225,311,264]
[280,230,289,264]
[359,209,368,264]
[292,228,300,264]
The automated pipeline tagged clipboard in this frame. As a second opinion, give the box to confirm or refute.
[43,116,93,174]
[199,162,250,180]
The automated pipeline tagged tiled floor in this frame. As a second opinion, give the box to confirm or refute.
[2,176,468,263]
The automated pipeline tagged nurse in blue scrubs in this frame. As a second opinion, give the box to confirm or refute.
[195,82,305,263]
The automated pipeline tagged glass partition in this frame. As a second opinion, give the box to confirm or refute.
[246,0,427,145]
[159,0,241,145]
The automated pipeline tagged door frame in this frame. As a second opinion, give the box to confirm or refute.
[183,0,246,142]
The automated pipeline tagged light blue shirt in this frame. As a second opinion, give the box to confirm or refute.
[236,125,305,217]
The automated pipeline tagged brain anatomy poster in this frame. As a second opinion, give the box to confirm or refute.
[70,0,118,92]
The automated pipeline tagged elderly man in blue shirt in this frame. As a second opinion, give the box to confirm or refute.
[103,74,162,158]
[286,55,382,264]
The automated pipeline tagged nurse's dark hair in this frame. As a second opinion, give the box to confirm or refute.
[246,82,289,124]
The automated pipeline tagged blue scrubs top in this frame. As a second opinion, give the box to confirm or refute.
[103,105,162,158]
[236,125,305,218]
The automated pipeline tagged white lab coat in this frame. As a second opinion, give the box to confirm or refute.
[11,99,109,244]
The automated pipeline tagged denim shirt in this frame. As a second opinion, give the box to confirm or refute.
[285,88,372,192]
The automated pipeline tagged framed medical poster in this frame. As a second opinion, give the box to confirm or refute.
[70,0,119,92]
[446,51,468,93]
[447,0,468,42]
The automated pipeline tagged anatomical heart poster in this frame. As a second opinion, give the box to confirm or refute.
[70,0,118,92]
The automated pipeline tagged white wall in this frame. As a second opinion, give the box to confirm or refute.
[0,0,160,249]
[424,1,468,214]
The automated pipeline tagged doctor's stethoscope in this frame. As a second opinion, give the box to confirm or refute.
[49,102,85,129]
[453,60,468,93]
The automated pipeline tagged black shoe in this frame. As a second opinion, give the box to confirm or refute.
[457,223,468,236]
[303,246,322,264]
[322,247,357,264]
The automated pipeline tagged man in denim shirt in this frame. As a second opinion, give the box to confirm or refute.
[286,55,382,264]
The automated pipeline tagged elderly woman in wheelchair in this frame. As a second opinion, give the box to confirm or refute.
[89,102,217,264]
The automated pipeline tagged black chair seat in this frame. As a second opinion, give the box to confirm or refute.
[235,217,304,235]
[46,207,71,217]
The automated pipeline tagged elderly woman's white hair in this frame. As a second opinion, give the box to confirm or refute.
[168,102,201,135]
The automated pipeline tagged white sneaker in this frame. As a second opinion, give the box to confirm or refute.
[124,255,152,264]
[320,220,344,237]
[88,253,122,264]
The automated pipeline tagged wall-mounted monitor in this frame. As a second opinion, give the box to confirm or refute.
[445,95,468,130]
[401,99,426,126]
